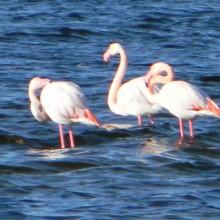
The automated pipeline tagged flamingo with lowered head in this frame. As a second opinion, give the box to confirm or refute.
[28,77,100,149]
[145,62,220,138]
[103,42,161,125]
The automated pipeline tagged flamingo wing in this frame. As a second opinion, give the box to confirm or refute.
[41,81,86,124]
[151,80,220,120]
[155,81,208,118]
[117,77,160,116]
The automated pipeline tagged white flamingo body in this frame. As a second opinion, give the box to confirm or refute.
[114,76,161,116]
[29,77,100,148]
[150,80,211,120]
[103,43,161,125]
[41,81,91,125]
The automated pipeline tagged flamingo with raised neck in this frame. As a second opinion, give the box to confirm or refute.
[103,42,161,125]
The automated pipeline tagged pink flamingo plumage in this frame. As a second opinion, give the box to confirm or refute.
[145,62,220,138]
[103,43,161,126]
[28,77,100,149]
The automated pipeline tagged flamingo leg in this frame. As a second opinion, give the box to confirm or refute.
[149,115,154,125]
[188,120,194,138]
[137,116,142,126]
[68,127,75,148]
[178,118,184,138]
[58,124,65,149]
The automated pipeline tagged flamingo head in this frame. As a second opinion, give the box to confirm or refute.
[29,77,51,90]
[145,62,174,84]
[103,43,123,62]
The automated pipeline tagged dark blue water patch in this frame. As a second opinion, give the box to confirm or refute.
[0,211,26,220]
[58,27,97,37]
[2,29,94,42]
[182,141,220,159]
[168,159,219,173]
[0,164,37,174]
[134,15,176,30]
[42,160,99,172]
[199,75,220,82]
[66,11,85,20]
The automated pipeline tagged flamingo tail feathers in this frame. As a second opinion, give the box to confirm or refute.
[192,98,220,116]
[206,98,220,116]
[84,109,101,126]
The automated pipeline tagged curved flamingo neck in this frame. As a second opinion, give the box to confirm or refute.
[108,46,127,111]
[148,66,174,94]
[28,83,48,122]
[29,87,40,105]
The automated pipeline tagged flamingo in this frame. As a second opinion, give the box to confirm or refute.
[28,77,100,149]
[145,62,220,138]
[103,42,161,126]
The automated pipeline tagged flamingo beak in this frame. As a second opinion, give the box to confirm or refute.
[103,51,110,62]
[145,72,152,85]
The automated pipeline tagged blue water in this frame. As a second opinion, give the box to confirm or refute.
[0,1,220,219]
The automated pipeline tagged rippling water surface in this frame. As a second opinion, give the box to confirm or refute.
[0,1,220,219]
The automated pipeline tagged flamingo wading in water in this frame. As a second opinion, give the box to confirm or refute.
[145,62,220,138]
[28,77,100,149]
[103,43,161,126]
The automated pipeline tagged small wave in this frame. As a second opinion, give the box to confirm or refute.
[4,31,30,38]
[58,27,97,37]
[199,75,220,82]
[101,123,136,130]
[0,164,38,174]
[0,133,26,145]
[67,12,85,20]
[3,27,97,41]
[43,160,98,171]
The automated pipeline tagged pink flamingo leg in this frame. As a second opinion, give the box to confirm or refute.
[149,115,154,125]
[188,120,194,138]
[68,127,75,148]
[178,118,184,138]
[137,116,142,126]
[58,124,65,149]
